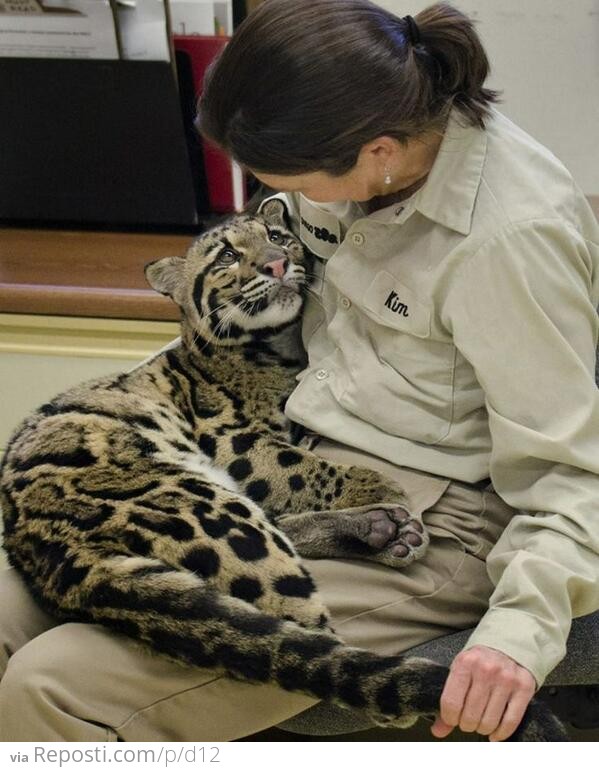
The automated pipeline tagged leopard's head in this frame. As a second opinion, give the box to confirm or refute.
[145,199,310,348]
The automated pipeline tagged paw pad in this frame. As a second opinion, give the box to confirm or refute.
[364,506,427,563]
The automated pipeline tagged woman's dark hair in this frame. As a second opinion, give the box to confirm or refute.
[196,0,501,176]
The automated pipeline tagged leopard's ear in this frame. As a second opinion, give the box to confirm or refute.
[259,198,292,230]
[145,257,186,301]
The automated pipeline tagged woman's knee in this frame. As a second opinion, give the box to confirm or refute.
[0,567,60,677]
[0,622,314,742]
[0,635,63,741]
[0,641,45,717]
[0,624,123,741]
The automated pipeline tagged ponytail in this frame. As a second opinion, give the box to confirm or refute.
[414,2,500,128]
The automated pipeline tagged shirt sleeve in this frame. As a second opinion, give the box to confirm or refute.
[443,218,599,687]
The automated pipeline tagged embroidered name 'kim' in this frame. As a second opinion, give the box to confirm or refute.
[300,216,339,244]
[384,290,409,317]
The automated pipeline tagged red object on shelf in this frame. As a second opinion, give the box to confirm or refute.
[174,35,247,214]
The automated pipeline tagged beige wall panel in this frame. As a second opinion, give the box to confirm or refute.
[0,315,180,564]
[0,352,142,452]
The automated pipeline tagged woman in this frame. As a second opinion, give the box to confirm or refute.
[197,0,599,739]
[1,0,598,743]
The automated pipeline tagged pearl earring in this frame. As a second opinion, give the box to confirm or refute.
[384,169,392,185]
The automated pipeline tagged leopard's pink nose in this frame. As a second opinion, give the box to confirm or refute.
[261,257,288,279]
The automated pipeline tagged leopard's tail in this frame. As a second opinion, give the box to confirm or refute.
[17,552,568,742]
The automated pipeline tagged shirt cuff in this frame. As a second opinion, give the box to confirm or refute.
[461,607,568,689]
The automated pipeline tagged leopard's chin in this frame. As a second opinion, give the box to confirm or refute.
[273,284,301,300]
[227,288,303,335]
[257,288,303,329]
[271,284,303,307]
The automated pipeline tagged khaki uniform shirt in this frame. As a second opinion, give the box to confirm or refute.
[258,107,599,686]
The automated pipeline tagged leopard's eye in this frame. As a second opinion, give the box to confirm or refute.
[268,231,286,244]
[217,249,239,265]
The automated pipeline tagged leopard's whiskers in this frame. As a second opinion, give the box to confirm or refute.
[302,285,327,314]
[193,292,244,351]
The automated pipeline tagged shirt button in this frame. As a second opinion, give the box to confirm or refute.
[351,232,365,246]
[340,296,351,309]
[315,369,329,380]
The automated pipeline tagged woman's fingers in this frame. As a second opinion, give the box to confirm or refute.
[458,678,503,733]
[436,656,472,728]
[430,715,454,738]
[431,646,536,741]
[477,684,512,736]
[489,676,536,741]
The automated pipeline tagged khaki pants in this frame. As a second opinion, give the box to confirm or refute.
[0,437,516,742]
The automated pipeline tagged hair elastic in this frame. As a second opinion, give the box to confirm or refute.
[403,15,421,46]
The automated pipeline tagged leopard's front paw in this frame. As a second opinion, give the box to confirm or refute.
[362,504,428,566]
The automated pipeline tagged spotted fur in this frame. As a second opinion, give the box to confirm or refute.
[0,200,567,740]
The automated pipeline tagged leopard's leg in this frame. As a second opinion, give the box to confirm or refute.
[3,456,567,739]
[5,534,568,740]
[215,431,428,567]
[275,505,426,567]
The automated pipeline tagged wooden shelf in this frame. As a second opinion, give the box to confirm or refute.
[0,229,195,321]
[1,198,597,322]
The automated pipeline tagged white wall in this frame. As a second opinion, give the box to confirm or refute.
[372,0,599,195]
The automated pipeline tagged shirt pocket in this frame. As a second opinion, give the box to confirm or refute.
[337,271,457,445]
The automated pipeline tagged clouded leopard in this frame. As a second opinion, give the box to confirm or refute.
[0,199,567,740]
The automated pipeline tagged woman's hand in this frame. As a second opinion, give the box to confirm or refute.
[430,645,536,741]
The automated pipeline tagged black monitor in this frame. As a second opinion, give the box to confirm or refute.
[0,57,200,229]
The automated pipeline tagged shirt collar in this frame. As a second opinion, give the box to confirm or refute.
[413,107,488,236]
[293,108,488,236]
[365,107,488,236]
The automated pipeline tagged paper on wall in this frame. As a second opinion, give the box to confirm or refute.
[169,1,231,36]
[116,0,170,60]
[169,1,215,36]
[213,0,231,35]
[0,0,120,58]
